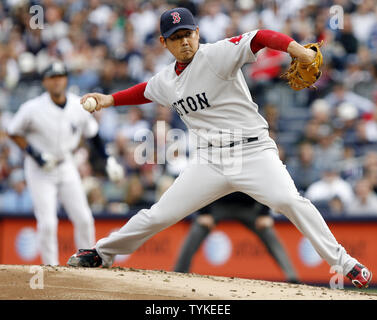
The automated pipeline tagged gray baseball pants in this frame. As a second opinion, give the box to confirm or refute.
[96,134,358,275]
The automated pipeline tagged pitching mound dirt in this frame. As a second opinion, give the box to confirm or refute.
[0,264,375,300]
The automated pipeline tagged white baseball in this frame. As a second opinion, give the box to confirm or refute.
[82,97,97,112]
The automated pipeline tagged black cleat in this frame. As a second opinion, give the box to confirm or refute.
[67,249,102,268]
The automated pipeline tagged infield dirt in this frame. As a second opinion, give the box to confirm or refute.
[0,264,376,300]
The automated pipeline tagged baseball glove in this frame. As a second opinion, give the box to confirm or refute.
[281,41,323,91]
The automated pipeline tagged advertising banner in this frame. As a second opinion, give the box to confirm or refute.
[0,217,376,285]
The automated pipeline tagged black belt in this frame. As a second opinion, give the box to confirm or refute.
[200,136,258,149]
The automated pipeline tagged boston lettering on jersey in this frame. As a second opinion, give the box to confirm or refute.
[171,92,210,116]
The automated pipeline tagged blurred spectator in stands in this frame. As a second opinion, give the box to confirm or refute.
[87,180,107,215]
[0,42,20,90]
[312,124,344,172]
[0,121,12,187]
[129,1,158,46]
[0,2,11,43]
[333,102,359,146]
[263,103,280,133]
[351,0,376,45]
[365,166,377,195]
[0,147,12,192]
[118,107,150,142]
[287,141,321,193]
[17,51,38,84]
[97,58,118,94]
[287,7,312,43]
[122,142,143,175]
[124,164,159,208]
[372,63,377,109]
[339,145,363,184]
[305,163,354,209]
[247,45,285,107]
[120,33,145,83]
[342,54,372,91]
[368,22,377,54]
[325,81,374,115]
[77,153,107,214]
[314,7,332,44]
[0,168,33,214]
[87,0,113,30]
[310,98,332,125]
[24,26,46,56]
[124,171,143,207]
[8,24,26,58]
[260,0,285,32]
[67,35,100,93]
[41,4,69,44]
[135,48,154,86]
[302,120,321,145]
[237,0,260,34]
[363,151,377,194]
[101,8,125,54]
[224,11,242,40]
[356,103,377,144]
[357,42,374,69]
[144,30,174,72]
[0,108,23,166]
[93,107,121,144]
[199,0,231,43]
[363,151,377,172]
[336,14,358,56]
[114,129,130,164]
[114,58,134,90]
[285,6,307,38]
[300,99,331,144]
[347,178,377,216]
[248,47,285,82]
[328,195,346,217]
[138,163,159,206]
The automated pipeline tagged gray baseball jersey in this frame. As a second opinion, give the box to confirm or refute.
[145,31,269,145]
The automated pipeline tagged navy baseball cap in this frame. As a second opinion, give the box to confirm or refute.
[160,7,197,38]
[42,61,68,78]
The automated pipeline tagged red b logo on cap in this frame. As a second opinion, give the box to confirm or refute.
[171,12,181,24]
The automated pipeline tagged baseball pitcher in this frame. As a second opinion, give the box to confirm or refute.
[67,8,372,288]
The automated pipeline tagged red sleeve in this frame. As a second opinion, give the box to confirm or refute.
[250,30,294,54]
[111,82,152,106]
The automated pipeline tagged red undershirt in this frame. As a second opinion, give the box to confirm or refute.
[111,30,294,106]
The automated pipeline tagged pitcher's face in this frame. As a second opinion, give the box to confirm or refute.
[160,28,200,63]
